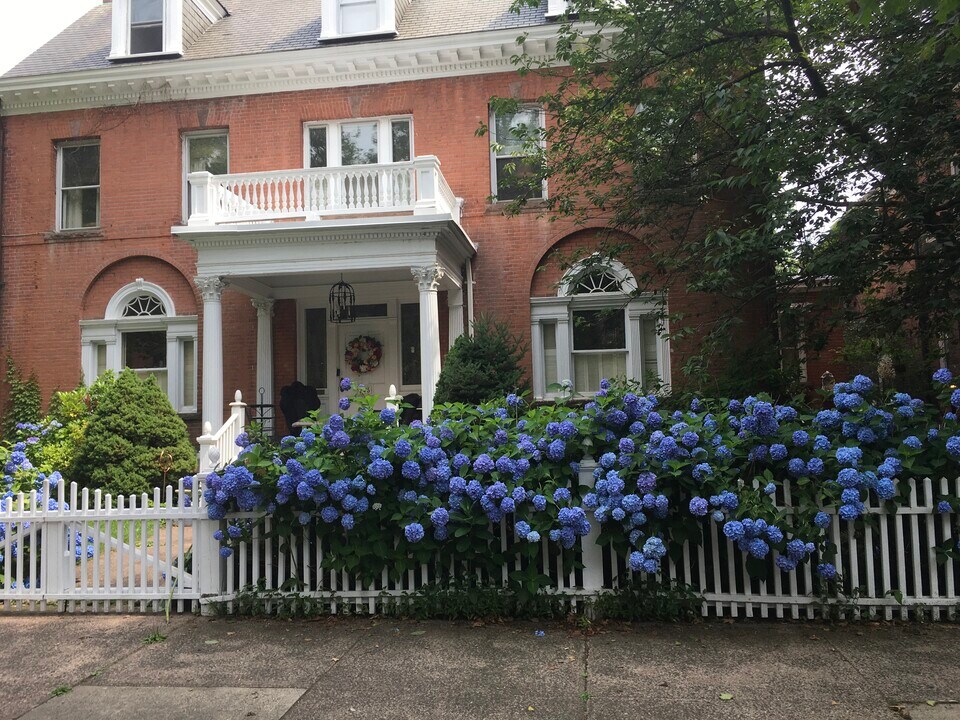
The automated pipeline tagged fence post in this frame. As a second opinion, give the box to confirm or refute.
[229,389,246,429]
[579,456,604,594]
[195,423,223,614]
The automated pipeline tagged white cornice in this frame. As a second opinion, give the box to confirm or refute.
[0,23,577,116]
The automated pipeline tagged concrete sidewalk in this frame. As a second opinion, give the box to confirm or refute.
[1,615,959,720]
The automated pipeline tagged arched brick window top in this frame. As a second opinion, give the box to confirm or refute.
[104,278,177,319]
[558,256,638,297]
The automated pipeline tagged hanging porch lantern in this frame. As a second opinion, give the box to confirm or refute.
[329,275,356,324]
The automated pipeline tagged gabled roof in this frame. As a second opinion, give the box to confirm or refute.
[3,0,550,79]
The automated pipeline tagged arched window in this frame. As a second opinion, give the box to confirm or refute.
[80,278,198,413]
[530,255,669,398]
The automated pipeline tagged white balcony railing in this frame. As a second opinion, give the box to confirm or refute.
[187,155,463,227]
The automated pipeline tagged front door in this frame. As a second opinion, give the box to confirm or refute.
[337,317,395,407]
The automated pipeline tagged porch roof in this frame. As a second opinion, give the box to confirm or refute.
[172,214,475,295]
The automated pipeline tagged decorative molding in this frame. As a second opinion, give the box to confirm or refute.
[250,297,275,316]
[412,265,444,292]
[0,24,596,116]
[104,278,177,318]
[194,275,227,301]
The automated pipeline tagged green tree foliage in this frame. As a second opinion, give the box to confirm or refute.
[434,318,528,405]
[72,369,195,496]
[2,356,42,439]
[497,0,960,382]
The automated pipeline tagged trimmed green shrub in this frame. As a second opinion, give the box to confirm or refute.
[434,317,527,405]
[2,356,42,439]
[72,369,195,496]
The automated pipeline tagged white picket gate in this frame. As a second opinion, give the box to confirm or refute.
[2,460,958,619]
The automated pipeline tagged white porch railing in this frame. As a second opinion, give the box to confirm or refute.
[187,155,463,226]
[197,390,247,477]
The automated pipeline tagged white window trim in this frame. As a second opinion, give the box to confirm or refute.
[545,0,569,17]
[56,139,101,232]
[530,259,669,398]
[302,115,414,168]
[109,0,184,60]
[182,129,229,221]
[489,104,546,202]
[319,0,397,41]
[81,280,198,413]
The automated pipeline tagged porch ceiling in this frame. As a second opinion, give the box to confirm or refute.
[172,214,475,293]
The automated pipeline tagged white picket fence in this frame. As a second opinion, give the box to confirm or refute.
[2,461,958,619]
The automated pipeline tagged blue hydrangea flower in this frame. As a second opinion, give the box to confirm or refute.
[404,523,425,543]
[937,500,953,513]
[763,482,776,495]
[689,496,708,517]
[339,377,352,392]
[532,494,547,511]
[933,368,954,384]
[814,511,830,529]
[723,521,745,541]
[903,436,922,450]
[949,436,960,458]
[817,563,837,579]
[380,407,397,424]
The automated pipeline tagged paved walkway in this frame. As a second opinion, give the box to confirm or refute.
[1,614,959,719]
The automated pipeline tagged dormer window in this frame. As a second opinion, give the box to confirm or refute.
[320,0,397,40]
[130,0,164,54]
[109,0,185,60]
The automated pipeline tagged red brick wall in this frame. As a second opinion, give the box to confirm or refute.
[0,70,762,417]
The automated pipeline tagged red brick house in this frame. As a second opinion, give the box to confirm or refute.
[0,0,785,436]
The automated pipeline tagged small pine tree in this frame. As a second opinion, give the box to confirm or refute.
[72,369,196,496]
[2,356,42,439]
[434,317,528,405]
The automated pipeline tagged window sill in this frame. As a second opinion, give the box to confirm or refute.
[45,229,105,243]
[317,30,397,44]
[108,51,183,63]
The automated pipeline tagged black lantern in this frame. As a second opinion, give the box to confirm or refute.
[329,275,356,324]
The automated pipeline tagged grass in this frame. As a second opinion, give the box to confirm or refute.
[50,686,71,697]
[143,629,167,644]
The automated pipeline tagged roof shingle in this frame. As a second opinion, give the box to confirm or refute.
[3,0,549,79]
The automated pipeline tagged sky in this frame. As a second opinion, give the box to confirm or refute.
[0,0,100,74]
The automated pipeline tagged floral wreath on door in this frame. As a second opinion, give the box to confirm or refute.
[344,335,383,374]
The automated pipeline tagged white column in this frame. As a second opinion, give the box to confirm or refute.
[196,276,227,430]
[557,315,572,388]
[448,286,464,349]
[251,298,275,429]
[412,265,444,420]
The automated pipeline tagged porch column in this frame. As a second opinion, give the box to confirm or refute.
[251,298,275,431]
[196,276,227,430]
[412,265,444,419]
[448,286,464,349]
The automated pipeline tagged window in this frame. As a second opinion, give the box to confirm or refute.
[57,141,100,231]
[530,258,669,397]
[490,106,544,201]
[779,306,808,383]
[304,117,412,168]
[80,280,198,413]
[340,0,378,34]
[400,303,421,387]
[130,0,164,54]
[572,308,628,393]
[320,0,396,40]
[183,131,228,219]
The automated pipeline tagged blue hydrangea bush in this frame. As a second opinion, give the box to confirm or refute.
[0,430,94,590]
[203,372,960,597]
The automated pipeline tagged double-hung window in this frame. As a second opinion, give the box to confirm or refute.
[339,0,379,34]
[58,141,100,231]
[490,105,545,201]
[130,0,164,54]
[183,131,229,219]
[530,259,669,397]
